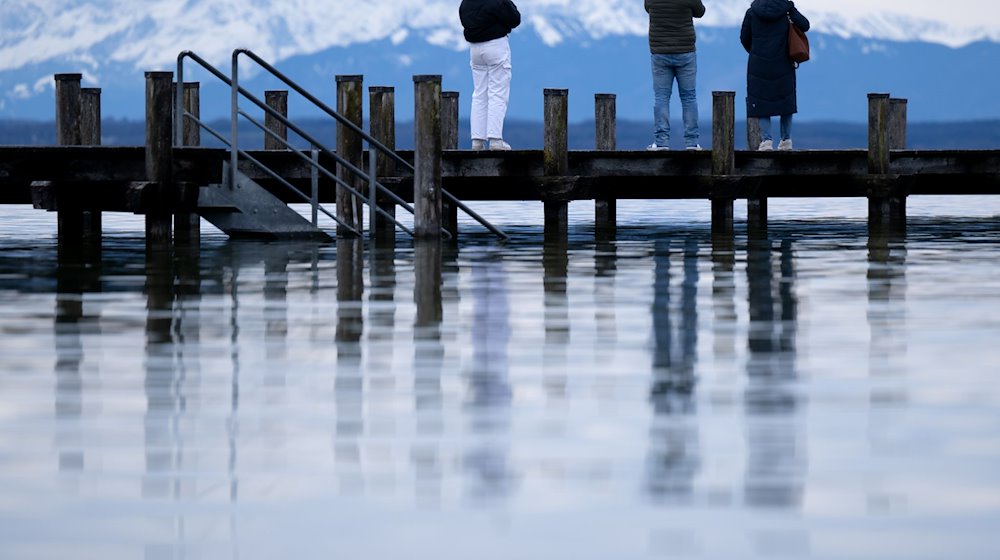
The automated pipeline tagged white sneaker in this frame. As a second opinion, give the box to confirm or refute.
[778,139,793,151]
[685,145,703,151]
[471,139,485,150]
[489,138,511,151]
[646,143,670,151]
[758,139,774,151]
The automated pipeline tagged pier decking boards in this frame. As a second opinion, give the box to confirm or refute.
[0,71,998,244]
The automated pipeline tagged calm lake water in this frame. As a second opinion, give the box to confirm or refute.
[1,198,1000,559]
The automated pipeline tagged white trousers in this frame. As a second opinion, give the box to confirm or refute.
[470,36,512,141]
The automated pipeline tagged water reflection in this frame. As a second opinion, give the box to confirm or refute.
[647,240,701,503]
[543,239,569,399]
[744,238,805,509]
[868,227,908,378]
[335,238,365,493]
[464,248,515,501]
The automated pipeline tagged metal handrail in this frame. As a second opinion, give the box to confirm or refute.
[176,49,507,240]
[230,48,508,241]
[185,110,362,236]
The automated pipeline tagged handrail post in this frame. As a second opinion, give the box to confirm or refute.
[441,91,460,239]
[145,71,174,247]
[413,75,443,239]
[175,81,201,245]
[369,86,397,245]
[544,88,570,243]
[712,91,736,241]
[230,52,240,190]
[336,75,364,237]
[594,93,616,237]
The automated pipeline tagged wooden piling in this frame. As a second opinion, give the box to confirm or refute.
[369,86,397,243]
[174,82,201,245]
[145,72,173,246]
[712,91,736,238]
[413,75,443,239]
[54,74,85,242]
[868,93,891,175]
[336,75,364,236]
[264,90,288,150]
[868,93,905,229]
[441,91,460,238]
[746,112,762,151]
[544,88,569,241]
[594,93,616,234]
[888,98,908,150]
[80,87,103,239]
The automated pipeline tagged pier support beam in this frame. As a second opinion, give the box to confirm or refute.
[413,75,443,239]
[145,71,174,247]
[369,87,397,245]
[712,91,736,240]
[745,97,767,239]
[868,93,906,231]
[594,93,616,237]
[544,88,570,242]
[889,98,908,151]
[337,75,364,236]
[441,91,460,239]
[174,82,201,245]
[54,74,92,243]
[80,87,103,239]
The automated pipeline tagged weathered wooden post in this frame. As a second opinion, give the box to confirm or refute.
[413,75,443,239]
[746,98,762,150]
[712,91,736,238]
[888,98,908,150]
[369,86,397,244]
[414,239,443,327]
[145,71,174,246]
[868,93,905,229]
[544,88,570,241]
[80,87,103,239]
[336,75,364,236]
[54,74,85,242]
[595,93,616,234]
[174,82,201,245]
[264,90,288,149]
[745,99,767,238]
[441,91,460,238]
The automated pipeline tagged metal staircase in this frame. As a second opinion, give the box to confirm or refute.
[175,49,508,241]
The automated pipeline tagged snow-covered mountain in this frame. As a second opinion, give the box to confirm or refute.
[1,0,999,121]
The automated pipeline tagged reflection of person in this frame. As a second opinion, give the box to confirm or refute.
[741,0,810,151]
[644,0,706,151]
[459,0,521,151]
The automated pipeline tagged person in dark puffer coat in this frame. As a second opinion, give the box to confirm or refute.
[741,0,810,151]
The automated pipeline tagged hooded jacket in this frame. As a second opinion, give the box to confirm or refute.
[741,0,810,117]
[460,0,521,44]
[645,0,707,54]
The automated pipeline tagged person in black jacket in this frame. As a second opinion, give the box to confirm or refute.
[741,0,810,151]
[459,0,521,150]
[645,0,707,151]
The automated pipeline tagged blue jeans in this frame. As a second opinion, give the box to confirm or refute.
[651,52,700,148]
[758,115,793,142]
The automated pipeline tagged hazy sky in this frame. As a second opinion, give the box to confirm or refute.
[791,0,997,28]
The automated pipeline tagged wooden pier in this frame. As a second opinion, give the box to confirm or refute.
[1,73,999,246]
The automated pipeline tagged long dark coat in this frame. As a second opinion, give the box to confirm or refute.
[741,0,810,118]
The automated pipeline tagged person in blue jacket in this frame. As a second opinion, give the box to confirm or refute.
[741,0,810,151]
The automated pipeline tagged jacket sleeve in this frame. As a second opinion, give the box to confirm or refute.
[500,0,521,30]
[740,11,752,53]
[644,0,650,15]
[789,6,810,32]
[691,0,706,19]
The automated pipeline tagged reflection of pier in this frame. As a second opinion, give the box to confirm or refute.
[743,239,805,510]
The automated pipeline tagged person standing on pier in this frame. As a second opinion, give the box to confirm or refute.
[741,0,810,151]
[460,0,521,151]
[645,0,706,151]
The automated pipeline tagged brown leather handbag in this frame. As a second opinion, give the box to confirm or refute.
[788,16,810,65]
